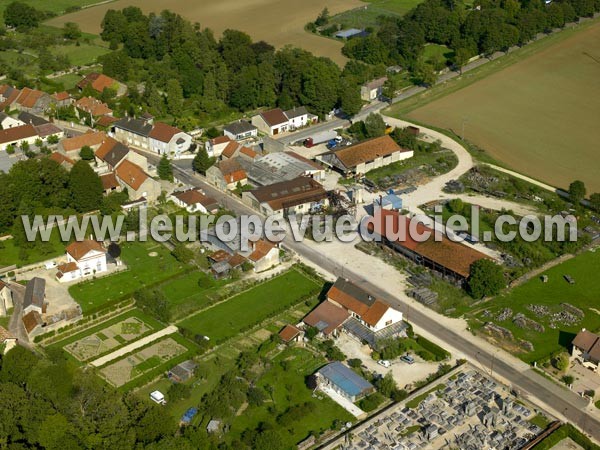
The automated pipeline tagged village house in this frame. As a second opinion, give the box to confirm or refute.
[278,324,303,344]
[251,108,289,135]
[57,239,108,283]
[23,277,47,315]
[14,112,63,142]
[115,159,161,202]
[571,329,600,374]
[223,120,258,141]
[113,117,153,150]
[170,188,219,214]
[369,208,488,284]
[0,326,17,353]
[148,121,191,156]
[360,77,388,101]
[284,106,310,130]
[93,136,148,173]
[303,300,350,338]
[320,135,413,176]
[0,112,24,129]
[51,91,72,108]
[74,97,113,122]
[13,87,53,113]
[205,135,232,158]
[58,131,106,160]
[0,85,21,110]
[99,172,121,195]
[242,177,328,219]
[206,158,248,191]
[77,72,127,97]
[168,360,198,383]
[248,239,280,272]
[50,152,75,170]
[0,124,38,151]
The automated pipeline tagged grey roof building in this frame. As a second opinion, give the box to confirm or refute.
[114,117,153,137]
[316,361,374,402]
[23,277,46,315]
[223,120,257,140]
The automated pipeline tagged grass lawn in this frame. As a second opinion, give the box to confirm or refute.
[158,271,231,320]
[529,414,551,430]
[179,269,320,343]
[225,346,354,447]
[421,43,453,62]
[405,384,444,408]
[0,0,100,20]
[0,229,67,269]
[69,241,189,314]
[51,42,111,66]
[469,248,600,363]
[389,18,600,192]
[331,0,422,29]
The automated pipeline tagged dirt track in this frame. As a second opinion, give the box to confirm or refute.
[46,0,364,64]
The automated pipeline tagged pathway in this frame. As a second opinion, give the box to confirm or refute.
[89,325,178,367]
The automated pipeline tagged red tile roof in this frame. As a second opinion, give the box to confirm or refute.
[573,330,600,361]
[209,136,231,145]
[100,172,120,190]
[57,261,78,274]
[0,326,15,342]
[22,311,42,334]
[96,115,119,127]
[148,122,182,143]
[49,152,74,167]
[332,135,407,170]
[260,108,288,127]
[60,131,106,152]
[303,300,350,335]
[209,250,230,263]
[239,146,258,159]
[173,189,216,208]
[16,87,46,109]
[115,159,149,190]
[369,209,488,279]
[75,96,112,117]
[279,324,301,342]
[78,72,120,93]
[0,124,37,144]
[221,141,239,159]
[94,136,119,160]
[66,239,105,260]
[248,239,276,262]
[218,158,247,184]
[52,91,70,101]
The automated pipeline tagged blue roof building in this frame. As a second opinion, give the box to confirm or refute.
[316,361,374,402]
[180,407,198,425]
[374,193,403,211]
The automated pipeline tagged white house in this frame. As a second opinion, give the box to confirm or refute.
[170,188,219,214]
[148,122,192,156]
[57,240,107,283]
[284,107,309,130]
[0,112,24,129]
[251,108,289,135]
[248,239,280,272]
[0,124,38,151]
[327,278,403,333]
[571,329,600,374]
[205,135,232,158]
[223,120,258,141]
[360,77,388,101]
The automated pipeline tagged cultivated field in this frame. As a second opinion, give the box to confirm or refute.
[404,20,600,192]
[99,336,190,388]
[0,0,100,20]
[45,0,365,64]
[469,248,600,363]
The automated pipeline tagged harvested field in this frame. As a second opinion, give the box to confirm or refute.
[45,0,364,64]
[99,337,188,387]
[404,20,600,192]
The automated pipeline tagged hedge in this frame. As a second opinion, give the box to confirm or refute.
[532,424,600,450]
[415,336,450,361]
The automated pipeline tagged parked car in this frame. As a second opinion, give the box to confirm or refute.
[378,359,391,368]
[400,354,415,364]
[44,261,57,269]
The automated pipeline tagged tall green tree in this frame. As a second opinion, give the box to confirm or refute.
[166,79,183,117]
[568,180,586,206]
[157,155,173,181]
[192,148,215,174]
[364,113,386,138]
[467,259,505,299]
[4,1,41,31]
[69,161,103,212]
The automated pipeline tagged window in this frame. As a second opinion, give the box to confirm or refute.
[385,319,393,326]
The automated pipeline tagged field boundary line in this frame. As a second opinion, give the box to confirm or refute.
[89,325,178,367]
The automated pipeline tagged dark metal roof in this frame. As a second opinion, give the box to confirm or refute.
[224,120,257,136]
[18,111,48,126]
[318,361,373,397]
[114,117,153,137]
[104,142,129,168]
[23,277,45,310]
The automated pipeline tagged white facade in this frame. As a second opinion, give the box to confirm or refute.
[149,131,192,156]
[251,114,288,136]
[205,139,231,158]
[354,150,414,175]
[286,113,308,130]
[0,285,13,316]
[0,116,24,129]
[59,247,108,283]
[251,246,280,272]
[371,308,403,332]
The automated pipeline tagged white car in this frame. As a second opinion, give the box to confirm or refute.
[44,261,57,270]
[377,359,391,368]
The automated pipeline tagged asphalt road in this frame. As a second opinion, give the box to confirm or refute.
[138,151,600,442]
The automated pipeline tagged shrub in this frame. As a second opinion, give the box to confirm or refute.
[561,375,574,385]
[359,392,385,412]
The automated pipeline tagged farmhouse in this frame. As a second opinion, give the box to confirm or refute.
[205,135,232,158]
[369,209,488,284]
[571,329,600,373]
[57,239,108,282]
[23,277,47,315]
[315,361,374,402]
[170,188,219,214]
[252,108,289,135]
[77,72,127,97]
[115,159,161,202]
[248,239,279,272]
[361,77,388,101]
[242,177,328,218]
[327,278,405,345]
[0,124,38,151]
[148,122,191,156]
[223,120,258,141]
[206,158,248,191]
[320,135,413,176]
[303,300,350,338]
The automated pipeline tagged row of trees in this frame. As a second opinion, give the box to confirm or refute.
[96,7,385,119]
[342,0,600,75]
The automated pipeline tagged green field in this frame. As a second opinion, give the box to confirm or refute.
[330,0,421,29]
[51,42,111,66]
[469,249,600,363]
[0,228,67,269]
[69,241,188,314]
[0,0,100,19]
[392,18,600,192]
[179,269,320,343]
